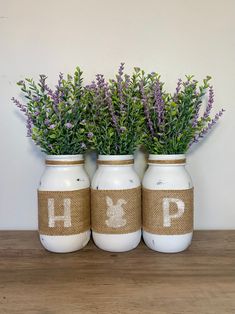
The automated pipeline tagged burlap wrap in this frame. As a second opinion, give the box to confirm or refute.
[91,187,141,234]
[38,188,90,236]
[143,188,193,235]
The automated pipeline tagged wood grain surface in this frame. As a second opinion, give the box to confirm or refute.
[0,231,234,314]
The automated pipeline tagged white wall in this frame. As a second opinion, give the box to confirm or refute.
[0,0,234,230]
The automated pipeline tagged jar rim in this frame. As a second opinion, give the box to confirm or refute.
[148,154,186,165]
[46,154,84,162]
[148,154,186,160]
[98,155,134,161]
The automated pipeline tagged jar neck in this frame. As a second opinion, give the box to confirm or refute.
[148,154,186,166]
[97,154,134,167]
[45,154,84,167]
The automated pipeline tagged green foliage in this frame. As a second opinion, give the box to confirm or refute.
[85,65,145,155]
[14,68,91,155]
[142,74,224,154]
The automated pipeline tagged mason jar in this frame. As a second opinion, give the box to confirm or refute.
[91,155,141,252]
[38,155,90,253]
[142,154,193,253]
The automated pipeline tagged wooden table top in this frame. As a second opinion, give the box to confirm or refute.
[0,231,235,314]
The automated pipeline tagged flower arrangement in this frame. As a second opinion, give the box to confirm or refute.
[140,74,225,154]
[12,68,90,155]
[85,63,145,155]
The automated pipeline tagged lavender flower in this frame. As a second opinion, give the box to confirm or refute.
[53,72,64,105]
[39,74,54,99]
[87,132,94,138]
[12,97,27,113]
[116,63,125,111]
[26,116,33,137]
[118,62,125,77]
[96,74,105,89]
[124,74,130,89]
[203,86,214,119]
[48,124,56,129]
[65,122,73,129]
[173,78,182,102]
[39,75,47,91]
[153,79,165,126]
[86,81,97,92]
[105,87,120,134]
[190,109,225,146]
[191,104,200,127]
[140,80,154,137]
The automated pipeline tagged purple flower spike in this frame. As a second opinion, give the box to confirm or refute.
[117,63,125,110]
[105,88,120,134]
[52,72,64,106]
[173,78,182,102]
[124,74,130,89]
[190,109,225,147]
[153,79,165,127]
[203,86,214,120]
[191,106,200,128]
[140,80,154,137]
[26,115,33,137]
[118,63,125,77]
[96,74,105,89]
[12,97,27,114]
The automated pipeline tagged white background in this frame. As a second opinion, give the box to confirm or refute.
[0,0,234,229]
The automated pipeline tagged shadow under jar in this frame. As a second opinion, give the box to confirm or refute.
[38,155,90,253]
[91,155,141,252]
[142,154,194,253]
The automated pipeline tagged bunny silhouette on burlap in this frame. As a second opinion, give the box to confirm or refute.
[105,196,127,228]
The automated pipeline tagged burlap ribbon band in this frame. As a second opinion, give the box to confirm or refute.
[148,159,186,164]
[91,187,141,234]
[38,188,90,236]
[143,188,193,235]
[45,160,84,165]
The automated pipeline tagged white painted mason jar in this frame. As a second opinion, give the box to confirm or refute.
[91,155,141,252]
[38,155,90,253]
[142,154,193,253]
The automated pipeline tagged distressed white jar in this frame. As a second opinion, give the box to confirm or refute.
[91,155,141,252]
[142,154,193,253]
[38,155,90,253]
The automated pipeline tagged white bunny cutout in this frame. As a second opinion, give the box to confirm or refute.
[105,196,127,228]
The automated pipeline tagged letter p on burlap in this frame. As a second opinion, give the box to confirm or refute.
[143,188,194,235]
